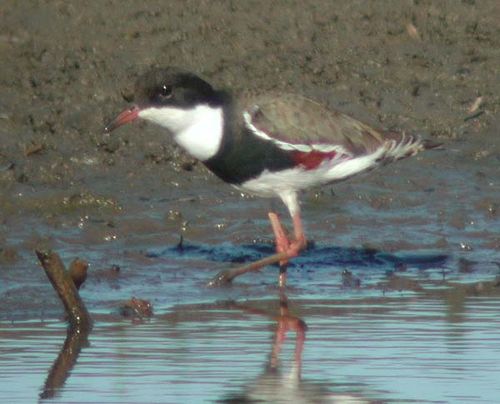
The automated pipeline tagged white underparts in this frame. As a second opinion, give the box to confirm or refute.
[139,105,224,161]
[240,115,426,200]
[238,145,389,199]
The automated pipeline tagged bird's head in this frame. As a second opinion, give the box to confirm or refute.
[104,67,222,134]
[105,67,228,161]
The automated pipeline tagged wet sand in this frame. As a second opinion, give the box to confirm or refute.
[1,1,500,403]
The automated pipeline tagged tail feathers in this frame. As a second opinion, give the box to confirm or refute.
[322,132,441,185]
[378,133,442,164]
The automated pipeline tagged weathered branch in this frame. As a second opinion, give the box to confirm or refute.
[35,250,92,331]
[207,251,289,286]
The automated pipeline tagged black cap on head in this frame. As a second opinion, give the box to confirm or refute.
[134,67,221,109]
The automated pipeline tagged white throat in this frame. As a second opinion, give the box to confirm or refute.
[138,105,224,161]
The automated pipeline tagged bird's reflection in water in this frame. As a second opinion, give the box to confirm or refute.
[219,294,374,404]
[268,293,306,380]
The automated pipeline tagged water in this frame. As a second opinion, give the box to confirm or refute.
[2,294,500,403]
[1,133,499,403]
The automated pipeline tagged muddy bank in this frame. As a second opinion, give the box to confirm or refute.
[0,1,499,315]
[1,1,499,196]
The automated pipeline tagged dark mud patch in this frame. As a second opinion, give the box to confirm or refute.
[148,241,449,272]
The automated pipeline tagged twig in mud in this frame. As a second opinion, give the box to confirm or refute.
[406,23,421,41]
[464,110,484,122]
[24,143,45,157]
[207,251,289,286]
[464,96,484,122]
[468,96,483,113]
[35,250,92,331]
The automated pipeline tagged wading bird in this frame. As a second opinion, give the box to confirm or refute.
[106,67,438,287]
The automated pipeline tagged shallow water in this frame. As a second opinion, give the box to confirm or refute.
[1,131,499,403]
[2,295,500,403]
[2,1,500,402]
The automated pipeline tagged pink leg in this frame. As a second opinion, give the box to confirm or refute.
[268,212,290,287]
[207,201,306,287]
[290,213,307,256]
[268,212,307,287]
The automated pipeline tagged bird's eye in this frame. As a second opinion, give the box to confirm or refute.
[159,84,173,99]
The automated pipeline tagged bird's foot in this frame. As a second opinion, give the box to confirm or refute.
[206,237,307,287]
[284,237,307,258]
[277,236,306,262]
[277,237,306,288]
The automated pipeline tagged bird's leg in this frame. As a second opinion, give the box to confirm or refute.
[268,212,291,287]
[268,212,290,257]
[268,212,307,287]
[207,198,307,287]
[290,212,307,258]
[278,190,307,261]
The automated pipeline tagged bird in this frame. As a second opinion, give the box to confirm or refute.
[105,67,439,287]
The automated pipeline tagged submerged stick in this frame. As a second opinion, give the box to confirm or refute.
[35,250,92,331]
[207,251,289,286]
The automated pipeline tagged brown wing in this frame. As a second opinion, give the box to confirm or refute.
[244,93,393,156]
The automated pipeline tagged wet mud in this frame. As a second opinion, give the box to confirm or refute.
[1,1,500,403]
